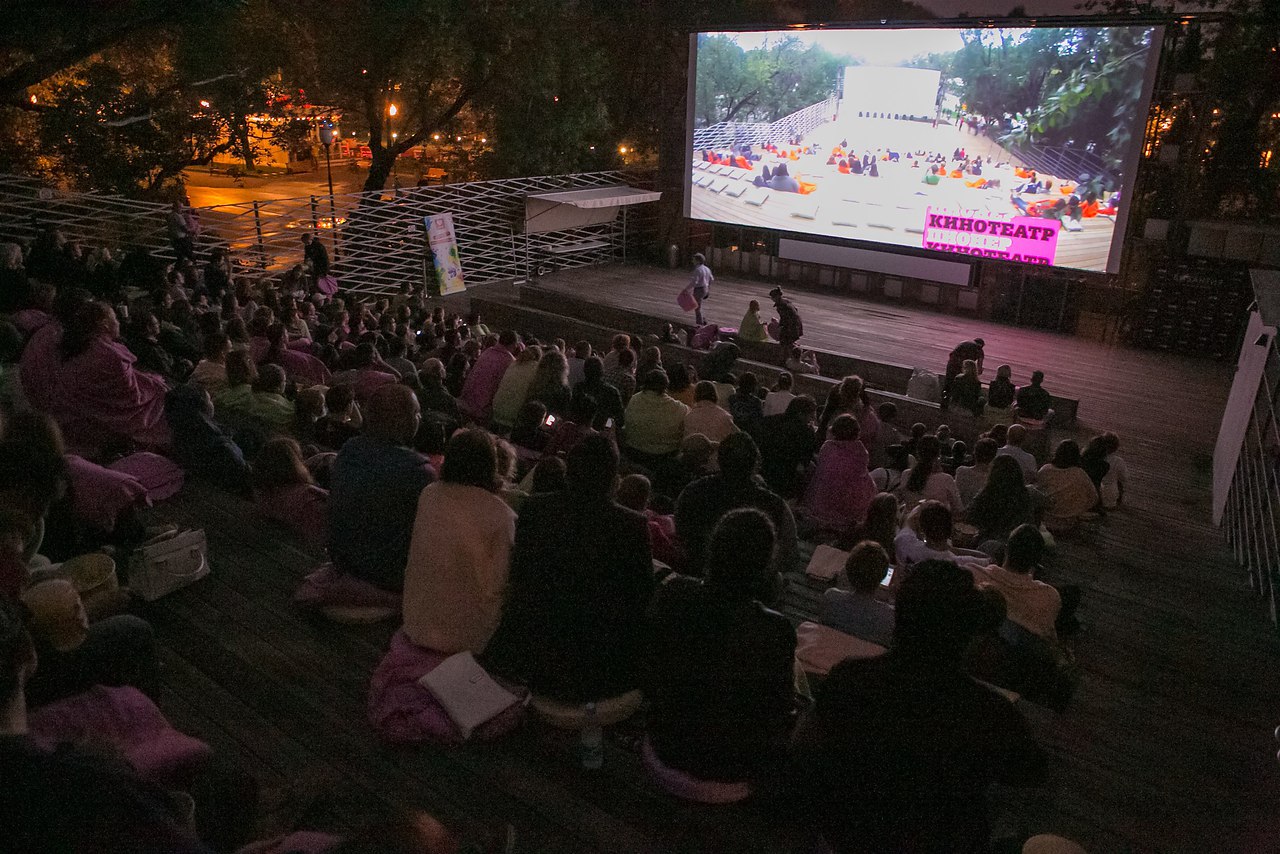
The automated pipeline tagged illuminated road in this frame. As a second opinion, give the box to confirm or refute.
[184,168,370,208]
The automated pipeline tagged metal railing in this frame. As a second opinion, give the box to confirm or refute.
[692,96,839,151]
[0,171,659,297]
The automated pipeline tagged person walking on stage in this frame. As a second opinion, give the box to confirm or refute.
[943,337,984,407]
[689,253,714,326]
[770,287,803,364]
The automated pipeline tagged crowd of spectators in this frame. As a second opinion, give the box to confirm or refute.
[0,226,1126,852]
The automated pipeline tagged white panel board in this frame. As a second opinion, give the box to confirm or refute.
[778,238,971,286]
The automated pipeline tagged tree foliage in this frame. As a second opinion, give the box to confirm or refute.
[693,34,848,126]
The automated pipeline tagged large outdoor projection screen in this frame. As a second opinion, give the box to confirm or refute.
[685,24,1163,274]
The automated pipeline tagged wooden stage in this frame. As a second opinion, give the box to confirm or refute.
[136,264,1280,853]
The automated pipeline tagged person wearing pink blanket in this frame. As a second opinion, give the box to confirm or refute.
[802,414,877,533]
[50,301,170,454]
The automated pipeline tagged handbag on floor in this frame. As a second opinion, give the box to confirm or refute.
[129,528,209,601]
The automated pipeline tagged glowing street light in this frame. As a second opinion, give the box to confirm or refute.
[388,103,398,116]
[391,132,398,140]
[199,99,211,108]
[433,134,441,141]
[619,146,628,154]
[28,94,37,104]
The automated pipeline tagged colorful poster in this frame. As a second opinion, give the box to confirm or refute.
[922,207,1060,265]
[424,213,466,296]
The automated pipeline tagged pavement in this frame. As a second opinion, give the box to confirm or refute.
[184,160,426,208]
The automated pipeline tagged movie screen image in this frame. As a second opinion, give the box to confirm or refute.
[686,24,1162,273]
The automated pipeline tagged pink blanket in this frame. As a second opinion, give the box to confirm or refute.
[51,337,171,453]
[18,321,63,413]
[803,438,876,530]
[259,483,329,550]
[269,347,331,388]
[367,630,526,746]
[66,454,150,531]
[29,685,212,784]
[458,345,513,422]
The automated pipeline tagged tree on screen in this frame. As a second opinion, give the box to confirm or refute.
[694,34,847,127]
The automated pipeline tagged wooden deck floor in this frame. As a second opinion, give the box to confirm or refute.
[136,265,1280,853]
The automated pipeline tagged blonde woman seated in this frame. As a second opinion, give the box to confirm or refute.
[403,429,516,655]
[737,300,769,342]
[1036,440,1099,533]
[682,381,737,444]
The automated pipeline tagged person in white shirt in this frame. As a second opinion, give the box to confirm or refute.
[892,501,989,584]
[689,253,714,326]
[996,423,1038,483]
[895,435,963,518]
[1099,432,1127,509]
[762,371,796,417]
[955,437,997,509]
[683,381,737,443]
[969,523,1060,641]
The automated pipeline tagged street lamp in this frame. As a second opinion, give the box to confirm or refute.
[318,121,338,258]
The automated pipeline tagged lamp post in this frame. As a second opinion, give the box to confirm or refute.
[318,121,339,258]
[387,103,399,186]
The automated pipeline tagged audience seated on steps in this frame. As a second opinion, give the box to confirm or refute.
[47,300,172,454]
[757,394,819,500]
[997,423,1040,483]
[894,435,964,518]
[675,432,800,576]
[603,344,637,402]
[416,357,461,434]
[956,436,998,509]
[525,348,573,418]
[164,384,251,495]
[402,429,516,656]
[615,474,683,571]
[790,559,1048,854]
[484,435,655,706]
[643,508,795,791]
[893,500,989,585]
[737,299,770,343]
[969,524,1061,643]
[819,541,896,647]
[330,342,398,405]
[968,455,1047,547]
[761,370,795,417]
[681,380,736,444]
[0,597,211,853]
[802,413,877,535]
[328,385,433,595]
[188,331,230,394]
[489,344,542,431]
[573,355,626,430]
[252,437,329,552]
[623,368,689,466]
[1037,440,1099,534]
[818,376,881,455]
[1015,369,1055,426]
[727,371,764,438]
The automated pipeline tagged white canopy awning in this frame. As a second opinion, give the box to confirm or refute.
[526,186,662,209]
[524,185,661,234]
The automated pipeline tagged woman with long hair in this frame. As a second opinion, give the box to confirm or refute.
[403,428,517,655]
[1037,439,1099,532]
[967,454,1042,544]
[252,436,328,550]
[525,348,572,417]
[895,434,962,517]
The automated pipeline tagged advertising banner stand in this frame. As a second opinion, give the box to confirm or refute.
[424,213,466,297]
